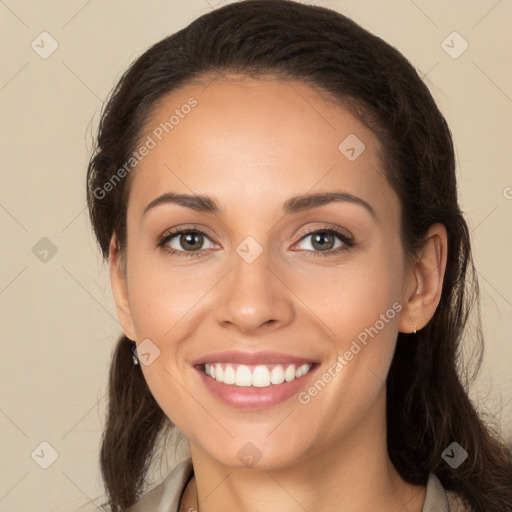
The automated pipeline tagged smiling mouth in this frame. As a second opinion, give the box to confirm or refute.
[201,362,316,388]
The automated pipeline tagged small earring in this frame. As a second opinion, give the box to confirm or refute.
[131,342,140,366]
[413,325,417,334]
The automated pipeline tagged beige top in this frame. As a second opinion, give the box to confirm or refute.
[127,458,464,512]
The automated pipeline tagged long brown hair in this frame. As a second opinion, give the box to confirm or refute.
[86,1,512,510]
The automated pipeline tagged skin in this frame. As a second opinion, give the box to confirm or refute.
[110,75,448,512]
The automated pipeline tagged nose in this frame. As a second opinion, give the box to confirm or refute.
[213,241,295,335]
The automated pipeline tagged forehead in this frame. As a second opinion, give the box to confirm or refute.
[127,75,399,224]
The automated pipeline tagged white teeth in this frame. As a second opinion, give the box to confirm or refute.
[270,365,285,385]
[203,363,313,388]
[284,365,296,382]
[215,363,223,382]
[296,363,310,378]
[235,365,252,386]
[223,364,235,384]
[252,365,270,387]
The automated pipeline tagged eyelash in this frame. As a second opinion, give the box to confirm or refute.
[157,225,354,259]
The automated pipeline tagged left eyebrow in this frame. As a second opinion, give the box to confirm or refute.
[142,190,377,221]
[283,191,377,220]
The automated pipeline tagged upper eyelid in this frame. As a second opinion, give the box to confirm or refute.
[160,225,352,249]
[297,225,352,239]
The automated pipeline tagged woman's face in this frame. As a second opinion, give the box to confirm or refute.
[112,75,417,470]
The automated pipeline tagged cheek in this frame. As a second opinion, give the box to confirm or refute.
[296,250,403,397]
[126,252,209,339]
[293,249,403,343]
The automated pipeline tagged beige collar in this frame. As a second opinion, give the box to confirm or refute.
[128,458,453,511]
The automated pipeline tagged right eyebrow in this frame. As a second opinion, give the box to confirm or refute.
[143,192,220,216]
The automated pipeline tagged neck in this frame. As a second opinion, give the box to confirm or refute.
[181,393,426,512]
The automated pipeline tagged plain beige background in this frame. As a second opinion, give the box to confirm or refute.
[0,1,511,510]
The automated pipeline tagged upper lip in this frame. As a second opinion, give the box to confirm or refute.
[191,350,317,366]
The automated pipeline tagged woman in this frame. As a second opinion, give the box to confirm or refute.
[86,1,512,511]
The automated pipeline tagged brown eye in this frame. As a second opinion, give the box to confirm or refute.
[178,232,205,251]
[294,228,353,255]
[290,228,355,257]
[158,229,216,257]
[309,232,337,251]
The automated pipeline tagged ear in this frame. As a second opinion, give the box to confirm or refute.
[109,235,136,340]
[398,223,448,334]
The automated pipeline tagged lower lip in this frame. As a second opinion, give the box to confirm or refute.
[196,365,319,409]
